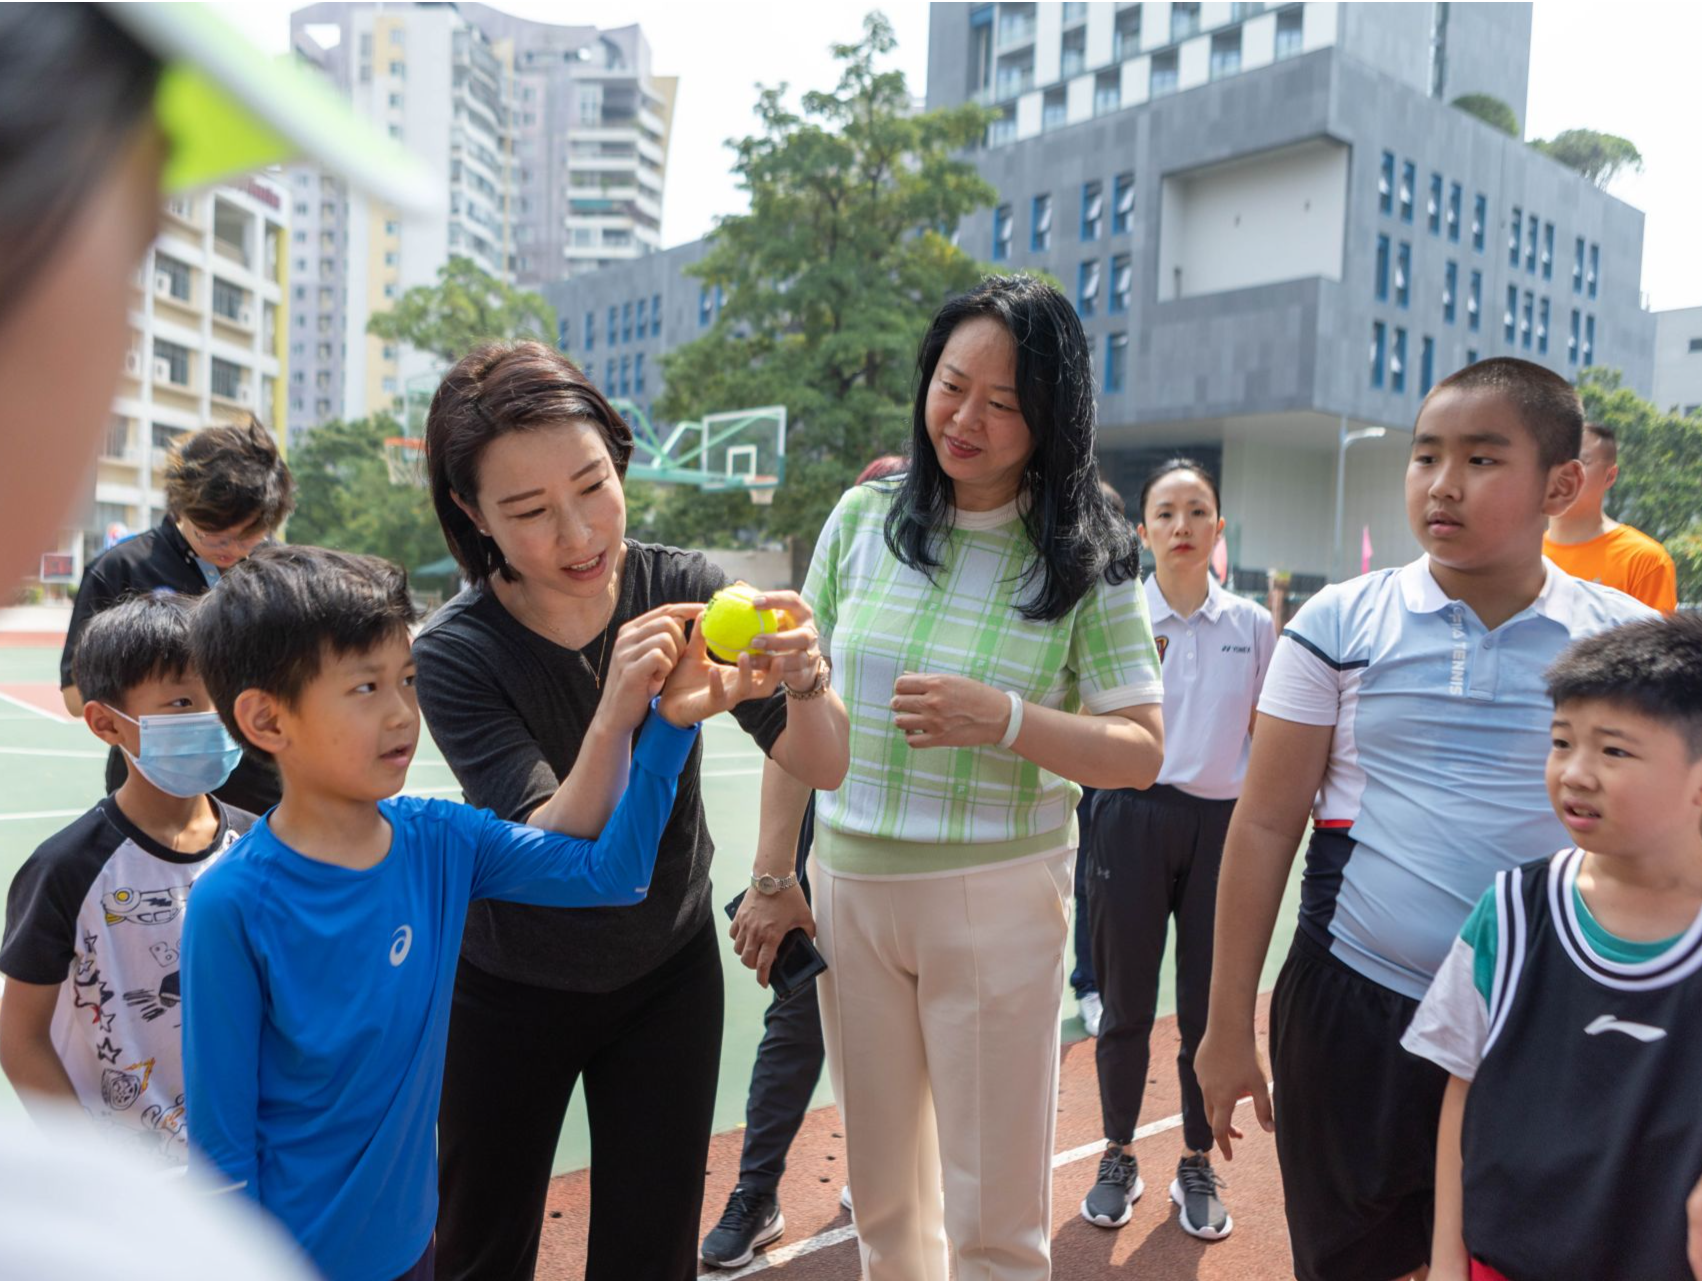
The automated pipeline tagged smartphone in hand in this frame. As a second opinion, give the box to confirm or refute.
[724,889,827,1003]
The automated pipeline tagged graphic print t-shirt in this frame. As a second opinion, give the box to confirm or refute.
[0,797,252,1163]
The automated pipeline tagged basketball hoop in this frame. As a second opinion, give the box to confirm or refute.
[747,477,777,506]
[383,436,426,487]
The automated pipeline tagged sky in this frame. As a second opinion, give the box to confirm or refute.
[216,1,1702,313]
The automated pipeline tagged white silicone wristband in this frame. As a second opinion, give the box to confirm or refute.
[997,690,1024,750]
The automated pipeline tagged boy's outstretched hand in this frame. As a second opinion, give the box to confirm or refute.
[597,603,704,736]
[657,618,774,727]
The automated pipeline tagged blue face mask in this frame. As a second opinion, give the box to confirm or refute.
[110,709,243,798]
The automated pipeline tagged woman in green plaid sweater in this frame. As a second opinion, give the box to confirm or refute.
[730,276,1166,1280]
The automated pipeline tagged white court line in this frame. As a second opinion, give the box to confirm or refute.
[0,809,88,823]
[716,1097,1260,1277]
[0,745,105,759]
[0,690,75,723]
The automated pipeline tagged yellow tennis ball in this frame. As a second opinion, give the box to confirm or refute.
[700,584,783,664]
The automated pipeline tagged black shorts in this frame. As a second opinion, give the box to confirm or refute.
[1270,928,1449,1281]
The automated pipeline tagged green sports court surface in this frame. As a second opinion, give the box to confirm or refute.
[0,640,1301,1175]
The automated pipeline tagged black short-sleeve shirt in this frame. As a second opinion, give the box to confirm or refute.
[59,517,282,816]
[411,541,789,992]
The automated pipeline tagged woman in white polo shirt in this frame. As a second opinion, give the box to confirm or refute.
[1078,459,1275,1242]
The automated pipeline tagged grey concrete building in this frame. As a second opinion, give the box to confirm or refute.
[546,2,1654,581]
[1651,306,1702,419]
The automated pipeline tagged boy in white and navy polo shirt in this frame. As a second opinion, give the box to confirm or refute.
[1195,359,1654,1281]
[1404,613,1702,1281]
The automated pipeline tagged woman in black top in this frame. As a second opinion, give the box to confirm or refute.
[412,342,847,1281]
[59,417,293,815]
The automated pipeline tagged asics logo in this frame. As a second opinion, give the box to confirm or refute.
[1583,1014,1665,1042]
[389,925,413,967]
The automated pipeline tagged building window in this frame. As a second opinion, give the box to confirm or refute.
[605,359,615,389]
[1077,259,1100,317]
[1509,206,1522,266]
[1505,285,1518,343]
[1113,7,1141,61]
[622,301,633,343]
[1521,290,1534,349]
[1427,172,1442,235]
[1110,253,1132,313]
[1588,242,1599,298]
[993,204,1013,260]
[1420,335,1436,396]
[1537,297,1550,354]
[1171,2,1201,42]
[1209,30,1242,79]
[1467,348,1479,366]
[386,220,400,236]
[1573,236,1586,294]
[1391,327,1407,392]
[212,278,246,322]
[1031,193,1053,252]
[1112,172,1135,234]
[1541,222,1554,280]
[384,251,397,266]
[584,310,595,352]
[1275,7,1304,58]
[636,297,648,336]
[1688,336,1702,353]
[1378,151,1395,216]
[1061,27,1087,78]
[1371,321,1386,389]
[1150,50,1179,97]
[388,61,404,78]
[153,339,190,387]
[1374,234,1390,302]
[1447,182,1462,242]
[1081,181,1103,241]
[619,355,630,397]
[1469,269,1482,331]
[1041,87,1066,132]
[210,357,245,401]
[1399,160,1415,223]
[699,287,713,328]
[1525,213,1538,273]
[154,253,192,302]
[1568,308,1581,364]
[1104,332,1128,394]
[635,353,645,395]
[1395,241,1411,308]
[1094,70,1120,116]
[608,306,618,343]
[1443,260,1458,324]
[1583,314,1595,366]
[1472,193,1487,252]
[652,293,662,336]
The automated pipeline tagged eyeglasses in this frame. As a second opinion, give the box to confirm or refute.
[182,520,270,556]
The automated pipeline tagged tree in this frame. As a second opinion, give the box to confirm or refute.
[1530,129,1643,189]
[367,255,556,368]
[1452,93,1520,137]
[653,13,998,554]
[285,414,449,574]
[1578,367,1702,602]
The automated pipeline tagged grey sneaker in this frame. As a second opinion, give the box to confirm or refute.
[701,1184,785,1268]
[1170,1152,1232,1240]
[1080,1145,1144,1227]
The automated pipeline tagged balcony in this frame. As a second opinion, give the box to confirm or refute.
[213,238,250,269]
[997,15,1036,49]
[994,68,1035,100]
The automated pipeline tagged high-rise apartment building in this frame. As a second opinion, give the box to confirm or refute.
[1651,306,1702,419]
[41,179,289,584]
[558,2,1654,584]
[284,3,672,445]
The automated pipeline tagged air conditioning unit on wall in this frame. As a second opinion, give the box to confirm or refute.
[155,272,173,295]
[153,358,173,383]
[124,351,143,377]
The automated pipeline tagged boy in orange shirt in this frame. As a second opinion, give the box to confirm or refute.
[1543,422,1677,610]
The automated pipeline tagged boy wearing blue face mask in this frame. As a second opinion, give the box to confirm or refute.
[0,593,251,1163]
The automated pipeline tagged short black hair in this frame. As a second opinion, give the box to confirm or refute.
[1583,421,1618,463]
[191,545,418,758]
[73,593,197,710]
[1423,357,1583,470]
[1546,613,1702,758]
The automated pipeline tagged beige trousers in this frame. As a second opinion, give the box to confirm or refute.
[812,850,1073,1281]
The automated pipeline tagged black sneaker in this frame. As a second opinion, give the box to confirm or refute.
[1169,1152,1232,1240]
[1080,1145,1144,1228]
[701,1184,785,1269]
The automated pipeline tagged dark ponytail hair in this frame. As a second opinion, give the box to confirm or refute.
[1137,457,1222,523]
[883,275,1137,621]
[425,341,633,584]
[0,6,160,318]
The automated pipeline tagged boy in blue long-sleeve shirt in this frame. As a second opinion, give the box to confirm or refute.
[182,545,736,1281]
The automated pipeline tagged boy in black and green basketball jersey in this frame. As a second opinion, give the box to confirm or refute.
[1404,613,1702,1281]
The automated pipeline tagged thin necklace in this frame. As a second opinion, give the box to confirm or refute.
[516,572,619,690]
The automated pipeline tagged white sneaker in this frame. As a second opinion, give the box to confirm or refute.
[1079,991,1104,1038]
[839,1184,853,1214]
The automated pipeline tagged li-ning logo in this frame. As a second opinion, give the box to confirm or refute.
[1583,1014,1665,1043]
[389,925,413,967]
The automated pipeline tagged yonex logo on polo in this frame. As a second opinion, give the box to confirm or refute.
[1584,1014,1665,1042]
[1221,644,1251,653]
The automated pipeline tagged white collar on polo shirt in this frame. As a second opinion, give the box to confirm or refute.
[1397,554,1576,626]
[1143,572,1225,625]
